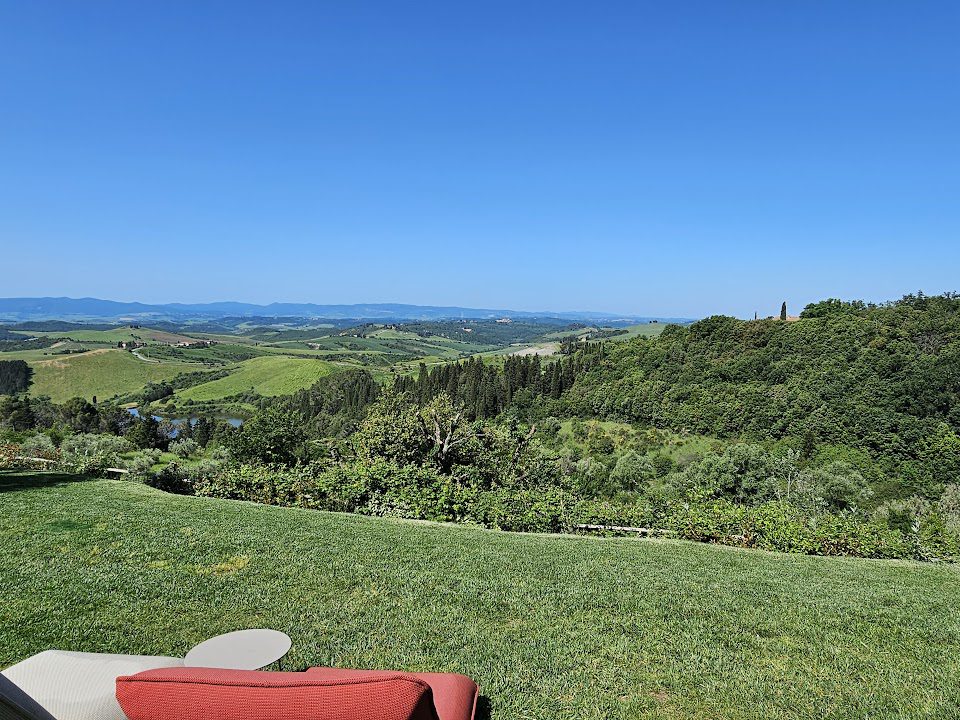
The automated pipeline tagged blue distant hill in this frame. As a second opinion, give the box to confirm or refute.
[0,296,693,325]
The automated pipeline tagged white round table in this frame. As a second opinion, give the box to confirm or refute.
[184,629,292,670]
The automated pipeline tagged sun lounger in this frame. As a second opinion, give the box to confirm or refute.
[1,648,477,720]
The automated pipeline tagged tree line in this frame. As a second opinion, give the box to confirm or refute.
[393,347,606,419]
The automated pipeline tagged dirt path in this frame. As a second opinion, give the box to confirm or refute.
[131,349,160,363]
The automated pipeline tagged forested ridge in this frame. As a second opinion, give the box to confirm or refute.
[564,293,960,499]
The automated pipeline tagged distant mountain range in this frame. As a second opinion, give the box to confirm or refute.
[0,297,693,325]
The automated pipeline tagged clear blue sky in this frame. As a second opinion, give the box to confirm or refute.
[1,2,957,318]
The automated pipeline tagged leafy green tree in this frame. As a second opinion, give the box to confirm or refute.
[0,395,35,430]
[608,450,655,493]
[229,406,308,465]
[125,414,168,450]
[193,417,214,447]
[59,397,101,433]
[353,392,432,466]
[919,424,960,493]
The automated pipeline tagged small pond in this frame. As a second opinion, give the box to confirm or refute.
[127,407,243,428]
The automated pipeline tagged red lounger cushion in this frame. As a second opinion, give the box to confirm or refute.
[115,667,438,720]
[307,667,478,720]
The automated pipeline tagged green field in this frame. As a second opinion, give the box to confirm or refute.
[612,322,672,340]
[22,327,193,345]
[27,349,194,402]
[175,355,338,401]
[2,471,957,719]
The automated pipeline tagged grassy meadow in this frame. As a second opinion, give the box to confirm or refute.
[27,349,194,403]
[174,355,338,401]
[2,471,957,720]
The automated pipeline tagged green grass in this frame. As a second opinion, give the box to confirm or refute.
[612,322,671,340]
[2,472,958,719]
[136,343,269,365]
[27,349,194,402]
[175,355,338,401]
[31,327,146,343]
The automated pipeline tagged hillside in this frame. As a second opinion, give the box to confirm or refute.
[563,294,960,501]
[2,471,958,719]
[174,355,338,402]
[27,349,193,403]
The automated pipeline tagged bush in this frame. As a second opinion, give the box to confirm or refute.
[20,433,57,458]
[59,434,131,475]
[129,451,960,561]
[149,460,196,494]
[124,449,163,479]
[208,445,232,461]
[169,437,200,459]
[669,500,912,559]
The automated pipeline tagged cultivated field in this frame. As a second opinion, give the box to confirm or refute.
[174,355,338,402]
[2,472,957,720]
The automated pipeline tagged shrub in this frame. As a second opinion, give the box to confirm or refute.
[169,437,200,459]
[939,484,960,532]
[124,449,163,479]
[59,434,131,475]
[20,433,57,458]
[149,460,196,494]
[214,444,234,459]
[669,500,911,559]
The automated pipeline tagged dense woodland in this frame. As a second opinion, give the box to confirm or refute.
[2,293,959,560]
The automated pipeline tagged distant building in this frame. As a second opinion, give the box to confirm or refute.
[173,340,216,348]
[496,318,512,324]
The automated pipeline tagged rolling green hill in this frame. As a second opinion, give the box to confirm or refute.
[5,319,651,405]
[175,355,338,401]
[27,349,193,402]
[1,472,957,719]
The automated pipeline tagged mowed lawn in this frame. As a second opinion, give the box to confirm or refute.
[2,473,958,719]
[175,355,337,401]
[27,349,193,402]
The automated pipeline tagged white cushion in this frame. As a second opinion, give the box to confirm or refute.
[1,650,183,720]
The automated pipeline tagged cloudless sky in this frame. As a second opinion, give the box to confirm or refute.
[1,1,958,318]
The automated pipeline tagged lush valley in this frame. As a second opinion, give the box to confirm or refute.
[2,293,960,564]
[0,317,643,414]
